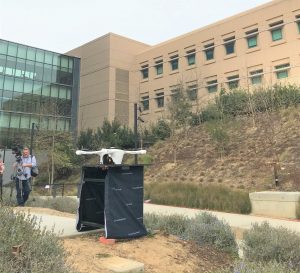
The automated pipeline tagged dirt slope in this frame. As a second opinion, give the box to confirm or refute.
[144,107,300,191]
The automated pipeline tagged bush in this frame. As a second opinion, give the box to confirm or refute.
[144,213,190,237]
[0,206,73,273]
[242,222,300,270]
[144,212,238,255]
[183,212,238,255]
[218,261,299,273]
[296,197,300,220]
[145,182,251,214]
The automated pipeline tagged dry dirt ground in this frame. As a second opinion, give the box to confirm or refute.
[16,207,234,273]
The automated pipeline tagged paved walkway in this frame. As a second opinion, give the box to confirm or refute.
[144,203,300,234]
[26,203,300,238]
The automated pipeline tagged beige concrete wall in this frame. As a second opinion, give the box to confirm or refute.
[67,33,150,132]
[134,0,300,124]
[250,191,300,219]
[67,0,300,131]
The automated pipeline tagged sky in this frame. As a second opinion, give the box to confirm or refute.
[0,0,272,54]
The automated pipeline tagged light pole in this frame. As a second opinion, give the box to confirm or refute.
[134,103,138,164]
[30,122,39,156]
[134,103,144,164]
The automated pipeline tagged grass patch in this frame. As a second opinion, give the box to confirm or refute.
[145,182,251,214]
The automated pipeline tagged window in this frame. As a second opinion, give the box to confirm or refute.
[227,75,239,89]
[155,60,163,75]
[155,92,164,108]
[224,37,235,55]
[269,20,283,41]
[141,95,149,111]
[275,63,290,79]
[140,65,148,79]
[245,29,258,48]
[206,80,218,93]
[186,49,196,65]
[249,69,263,85]
[204,43,214,61]
[169,55,179,71]
[187,84,198,100]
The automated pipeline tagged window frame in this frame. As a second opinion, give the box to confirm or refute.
[169,55,179,71]
[224,36,235,55]
[140,65,149,79]
[226,75,239,89]
[155,60,163,75]
[206,80,218,93]
[186,49,196,66]
[249,69,263,85]
[245,29,258,49]
[140,95,149,111]
[187,84,198,101]
[269,20,284,42]
[274,63,290,79]
[204,43,214,61]
[155,92,164,108]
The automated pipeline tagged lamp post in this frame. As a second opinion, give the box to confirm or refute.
[30,122,39,156]
[134,104,138,164]
[134,103,144,164]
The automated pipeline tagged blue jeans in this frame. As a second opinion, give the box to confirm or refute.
[15,178,32,206]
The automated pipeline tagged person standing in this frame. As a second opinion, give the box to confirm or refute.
[13,147,37,206]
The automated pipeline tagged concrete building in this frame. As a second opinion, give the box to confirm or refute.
[70,0,300,132]
[0,39,80,148]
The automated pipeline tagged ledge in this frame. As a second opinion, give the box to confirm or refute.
[249,191,300,219]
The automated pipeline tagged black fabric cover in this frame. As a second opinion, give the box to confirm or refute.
[76,165,147,239]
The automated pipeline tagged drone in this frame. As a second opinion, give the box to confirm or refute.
[75,148,146,164]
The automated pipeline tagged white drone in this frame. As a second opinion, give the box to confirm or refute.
[75,148,146,164]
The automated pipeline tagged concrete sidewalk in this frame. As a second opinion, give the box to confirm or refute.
[144,203,300,234]
[25,203,300,238]
[26,212,102,238]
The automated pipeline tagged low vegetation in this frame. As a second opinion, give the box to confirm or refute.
[242,222,300,270]
[144,212,238,255]
[0,206,74,273]
[145,182,251,214]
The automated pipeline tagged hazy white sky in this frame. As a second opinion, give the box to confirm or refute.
[0,0,271,53]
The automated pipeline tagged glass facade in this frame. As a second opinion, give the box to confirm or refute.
[0,39,80,147]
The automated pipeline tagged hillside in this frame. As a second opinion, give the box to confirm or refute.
[144,106,300,192]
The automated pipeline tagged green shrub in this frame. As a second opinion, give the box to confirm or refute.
[0,206,73,273]
[296,197,300,220]
[218,261,299,273]
[183,212,238,255]
[144,213,190,237]
[145,182,251,214]
[242,222,300,270]
[144,212,238,255]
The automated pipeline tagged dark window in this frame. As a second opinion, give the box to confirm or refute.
[186,50,196,65]
[170,55,179,71]
[224,37,235,55]
[188,85,198,100]
[204,43,214,61]
[269,21,283,41]
[141,65,149,79]
[155,92,164,108]
[141,96,149,111]
[206,80,218,93]
[227,75,239,89]
[155,61,163,75]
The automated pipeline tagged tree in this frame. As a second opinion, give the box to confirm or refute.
[167,85,193,163]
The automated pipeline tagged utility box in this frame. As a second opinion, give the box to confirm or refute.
[76,165,147,239]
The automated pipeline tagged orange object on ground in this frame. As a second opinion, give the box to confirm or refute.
[99,236,116,245]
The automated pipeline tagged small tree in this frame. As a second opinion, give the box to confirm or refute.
[167,85,192,163]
